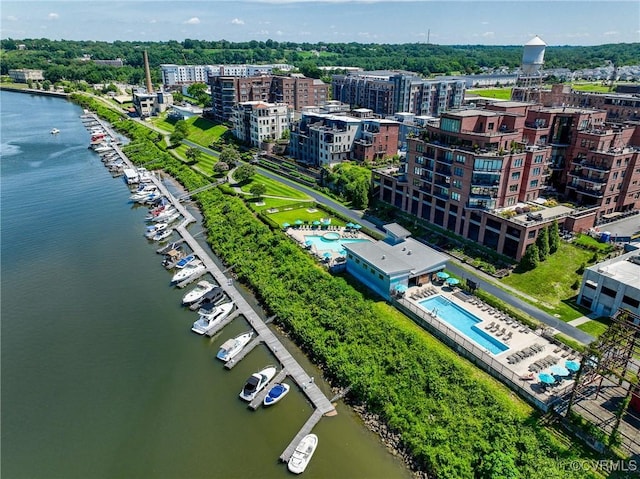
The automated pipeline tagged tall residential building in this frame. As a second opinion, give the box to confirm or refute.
[231,101,292,148]
[208,75,328,122]
[373,101,640,260]
[289,112,399,167]
[331,70,465,117]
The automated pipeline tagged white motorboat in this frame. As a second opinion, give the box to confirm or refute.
[216,331,254,362]
[50,128,60,134]
[172,260,206,284]
[182,280,215,305]
[145,222,168,239]
[287,434,318,474]
[239,365,277,402]
[164,212,181,225]
[263,383,290,407]
[152,208,178,222]
[152,228,173,242]
[191,301,234,335]
[174,254,196,269]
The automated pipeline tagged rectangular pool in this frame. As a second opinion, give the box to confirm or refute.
[419,295,509,355]
[304,234,369,254]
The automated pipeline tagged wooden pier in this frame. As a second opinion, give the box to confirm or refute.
[225,336,263,369]
[279,409,325,462]
[100,145,337,465]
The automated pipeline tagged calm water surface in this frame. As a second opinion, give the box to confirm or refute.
[0,91,412,479]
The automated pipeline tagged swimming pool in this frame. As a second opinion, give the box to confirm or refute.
[419,295,509,354]
[304,235,369,254]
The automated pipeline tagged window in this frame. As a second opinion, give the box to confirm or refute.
[530,180,539,188]
[451,192,460,201]
[440,117,461,133]
[528,230,536,239]
[452,179,462,189]
[511,172,521,180]
[534,155,543,163]
[533,167,541,176]
[488,122,494,130]
[509,185,518,192]
[513,158,523,167]
[454,167,464,177]
[601,286,616,298]
[455,154,466,164]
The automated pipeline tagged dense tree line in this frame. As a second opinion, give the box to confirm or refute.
[2,38,638,85]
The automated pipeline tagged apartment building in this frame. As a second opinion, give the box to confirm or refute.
[332,70,465,117]
[209,75,328,122]
[373,101,640,260]
[289,112,399,167]
[8,69,44,83]
[231,101,292,148]
[160,64,295,87]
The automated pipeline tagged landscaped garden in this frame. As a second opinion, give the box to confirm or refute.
[238,173,311,201]
[150,114,228,145]
[577,317,612,338]
[267,205,348,228]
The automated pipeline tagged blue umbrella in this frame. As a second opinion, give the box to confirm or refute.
[538,373,555,385]
[346,222,355,228]
[436,271,450,279]
[323,252,332,258]
[446,277,460,285]
[282,222,290,228]
[565,360,580,372]
[312,220,321,226]
[550,365,570,377]
[339,249,347,256]
[321,218,331,225]
[395,284,408,293]
[353,223,362,229]
[294,219,303,226]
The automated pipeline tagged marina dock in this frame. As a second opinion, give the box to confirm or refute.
[84,114,338,466]
[248,368,289,410]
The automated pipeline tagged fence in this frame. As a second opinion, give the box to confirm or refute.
[394,297,574,412]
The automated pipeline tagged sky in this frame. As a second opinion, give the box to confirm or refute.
[1,0,639,46]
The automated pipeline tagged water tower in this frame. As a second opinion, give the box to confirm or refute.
[513,35,546,102]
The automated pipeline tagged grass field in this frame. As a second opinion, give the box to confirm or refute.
[150,115,228,146]
[467,88,513,100]
[572,233,614,252]
[268,207,348,227]
[577,317,612,338]
[501,242,594,322]
[570,82,611,93]
[237,174,311,200]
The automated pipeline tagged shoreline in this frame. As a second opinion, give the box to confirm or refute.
[0,85,70,98]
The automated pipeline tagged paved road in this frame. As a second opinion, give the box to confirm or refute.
[160,139,596,345]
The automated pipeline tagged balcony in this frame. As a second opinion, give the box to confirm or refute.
[435,166,452,175]
[576,161,611,172]
[567,171,606,184]
[567,183,605,198]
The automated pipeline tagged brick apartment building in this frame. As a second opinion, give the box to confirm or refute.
[289,112,399,167]
[373,101,640,260]
[209,74,328,122]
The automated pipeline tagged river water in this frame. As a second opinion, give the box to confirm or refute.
[0,91,412,479]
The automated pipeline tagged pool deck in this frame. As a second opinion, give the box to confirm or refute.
[285,226,369,263]
[402,284,580,403]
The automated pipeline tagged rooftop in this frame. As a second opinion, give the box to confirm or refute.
[589,251,640,288]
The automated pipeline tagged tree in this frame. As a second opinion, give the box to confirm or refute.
[548,220,560,254]
[213,161,229,175]
[233,164,256,184]
[520,244,540,271]
[219,145,241,166]
[536,227,550,261]
[185,147,201,163]
[249,183,267,199]
[169,130,185,146]
[172,90,184,103]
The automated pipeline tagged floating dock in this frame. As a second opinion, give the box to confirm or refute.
[89,114,337,465]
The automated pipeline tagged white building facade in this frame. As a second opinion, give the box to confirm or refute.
[231,101,292,148]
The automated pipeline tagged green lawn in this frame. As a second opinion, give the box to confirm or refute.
[237,174,311,200]
[572,233,614,253]
[467,88,513,100]
[570,82,611,93]
[501,243,594,321]
[150,115,228,146]
[268,206,347,227]
[247,197,309,212]
[577,317,612,338]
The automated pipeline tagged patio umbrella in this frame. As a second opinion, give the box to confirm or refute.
[538,373,555,385]
[346,222,355,228]
[321,218,331,225]
[323,252,332,258]
[565,360,580,372]
[312,220,321,226]
[339,249,347,256]
[304,240,313,247]
[395,284,408,293]
[282,222,290,228]
[294,219,304,226]
[550,365,570,377]
[446,277,460,286]
[353,223,362,229]
[436,271,450,279]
